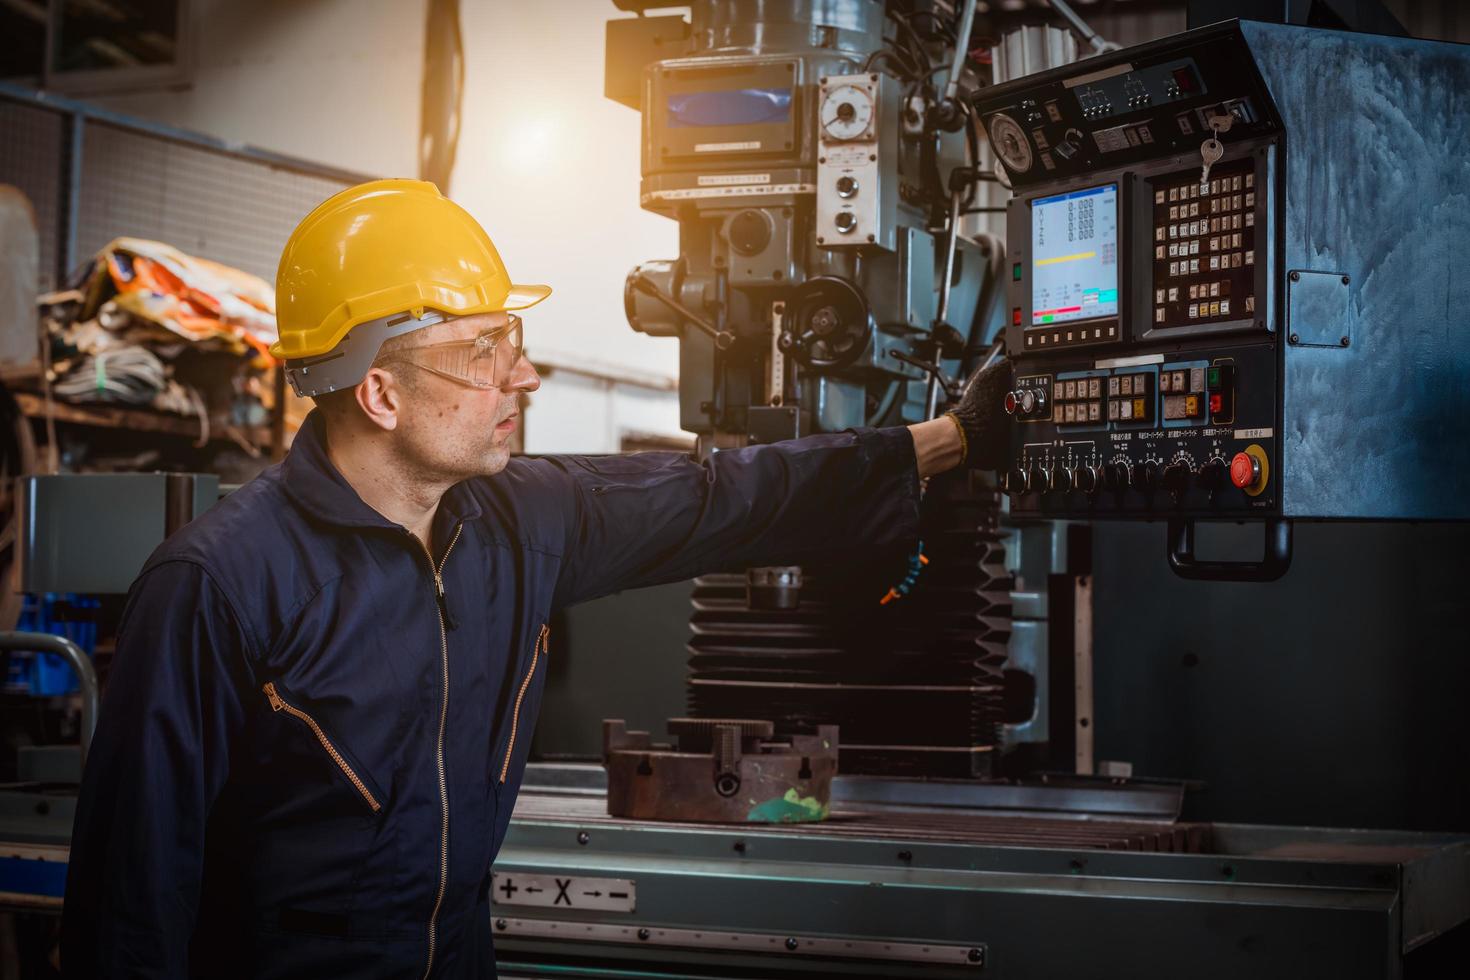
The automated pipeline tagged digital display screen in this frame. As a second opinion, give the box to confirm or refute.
[1031,184,1119,325]
[666,88,792,128]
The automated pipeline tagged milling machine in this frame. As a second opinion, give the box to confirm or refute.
[483,3,1470,978]
[2,3,1469,978]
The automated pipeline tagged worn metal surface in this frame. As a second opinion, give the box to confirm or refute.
[1241,23,1470,518]
[1287,269,1353,348]
[4,776,1467,975]
[490,916,986,969]
[604,719,838,823]
[525,762,1189,822]
[492,790,1470,979]
[520,790,1205,851]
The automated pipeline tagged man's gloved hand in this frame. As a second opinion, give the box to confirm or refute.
[945,358,1012,471]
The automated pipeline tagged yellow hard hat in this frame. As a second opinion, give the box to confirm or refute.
[271,179,550,370]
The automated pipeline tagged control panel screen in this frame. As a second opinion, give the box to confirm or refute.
[666,88,792,128]
[1031,184,1119,326]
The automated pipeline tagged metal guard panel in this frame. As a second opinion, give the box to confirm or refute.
[1243,23,1470,519]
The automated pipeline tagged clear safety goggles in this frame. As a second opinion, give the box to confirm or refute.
[386,315,525,389]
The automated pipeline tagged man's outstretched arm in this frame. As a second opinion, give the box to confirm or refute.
[539,360,1010,608]
[62,561,254,979]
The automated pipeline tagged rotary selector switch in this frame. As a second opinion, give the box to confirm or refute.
[1163,461,1193,499]
[1103,460,1131,492]
[1005,466,1030,495]
[1050,463,1072,493]
[1073,464,1100,495]
[1134,460,1160,492]
[1198,457,1228,492]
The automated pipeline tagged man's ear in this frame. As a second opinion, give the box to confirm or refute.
[355,365,406,432]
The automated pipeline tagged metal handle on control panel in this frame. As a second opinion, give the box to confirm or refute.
[1166,518,1292,582]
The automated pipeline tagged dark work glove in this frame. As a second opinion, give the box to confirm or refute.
[945,358,1012,471]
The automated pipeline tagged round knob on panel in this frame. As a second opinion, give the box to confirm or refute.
[1018,389,1037,414]
[1135,461,1159,492]
[1029,462,1052,494]
[1230,451,1261,491]
[835,175,859,199]
[1074,464,1100,495]
[1198,457,1228,492]
[1050,464,1072,493]
[834,211,858,234]
[1005,466,1030,495]
[1033,386,1048,411]
[1103,462,1130,492]
[1162,462,1192,498]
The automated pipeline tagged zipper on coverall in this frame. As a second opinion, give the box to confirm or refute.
[416,523,462,979]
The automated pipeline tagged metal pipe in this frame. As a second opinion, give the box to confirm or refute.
[0,631,98,766]
[927,187,964,419]
[1046,0,1120,54]
[943,0,980,102]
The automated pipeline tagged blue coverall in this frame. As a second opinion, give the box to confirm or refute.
[60,410,920,977]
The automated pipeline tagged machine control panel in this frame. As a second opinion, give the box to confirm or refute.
[979,27,1283,521]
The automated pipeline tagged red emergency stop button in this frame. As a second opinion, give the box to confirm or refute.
[1230,451,1259,490]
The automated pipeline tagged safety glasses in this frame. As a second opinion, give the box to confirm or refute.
[386,315,525,389]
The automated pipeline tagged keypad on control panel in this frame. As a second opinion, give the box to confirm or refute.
[1161,367,1207,420]
[1151,159,1257,329]
[1054,376,1103,425]
[1105,372,1155,424]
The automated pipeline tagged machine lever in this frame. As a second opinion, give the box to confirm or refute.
[632,274,734,350]
[888,350,958,400]
[941,0,980,105]
[1166,518,1292,582]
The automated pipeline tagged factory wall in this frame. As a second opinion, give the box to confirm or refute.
[451,2,683,453]
[84,0,426,178]
[82,0,685,454]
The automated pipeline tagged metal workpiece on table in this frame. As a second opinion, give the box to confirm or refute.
[603,718,838,823]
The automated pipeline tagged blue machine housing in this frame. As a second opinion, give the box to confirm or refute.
[1246,23,1470,519]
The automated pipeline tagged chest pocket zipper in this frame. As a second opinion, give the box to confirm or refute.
[499,624,549,783]
[264,682,382,812]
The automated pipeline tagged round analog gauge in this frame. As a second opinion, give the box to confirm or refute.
[820,85,875,141]
[987,113,1034,173]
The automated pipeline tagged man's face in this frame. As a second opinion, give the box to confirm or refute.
[383,311,541,482]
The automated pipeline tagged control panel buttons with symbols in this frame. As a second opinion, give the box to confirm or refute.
[1054,376,1103,425]
[1150,161,1257,330]
[1106,372,1155,424]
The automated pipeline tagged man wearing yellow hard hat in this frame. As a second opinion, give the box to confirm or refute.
[61,180,1009,977]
